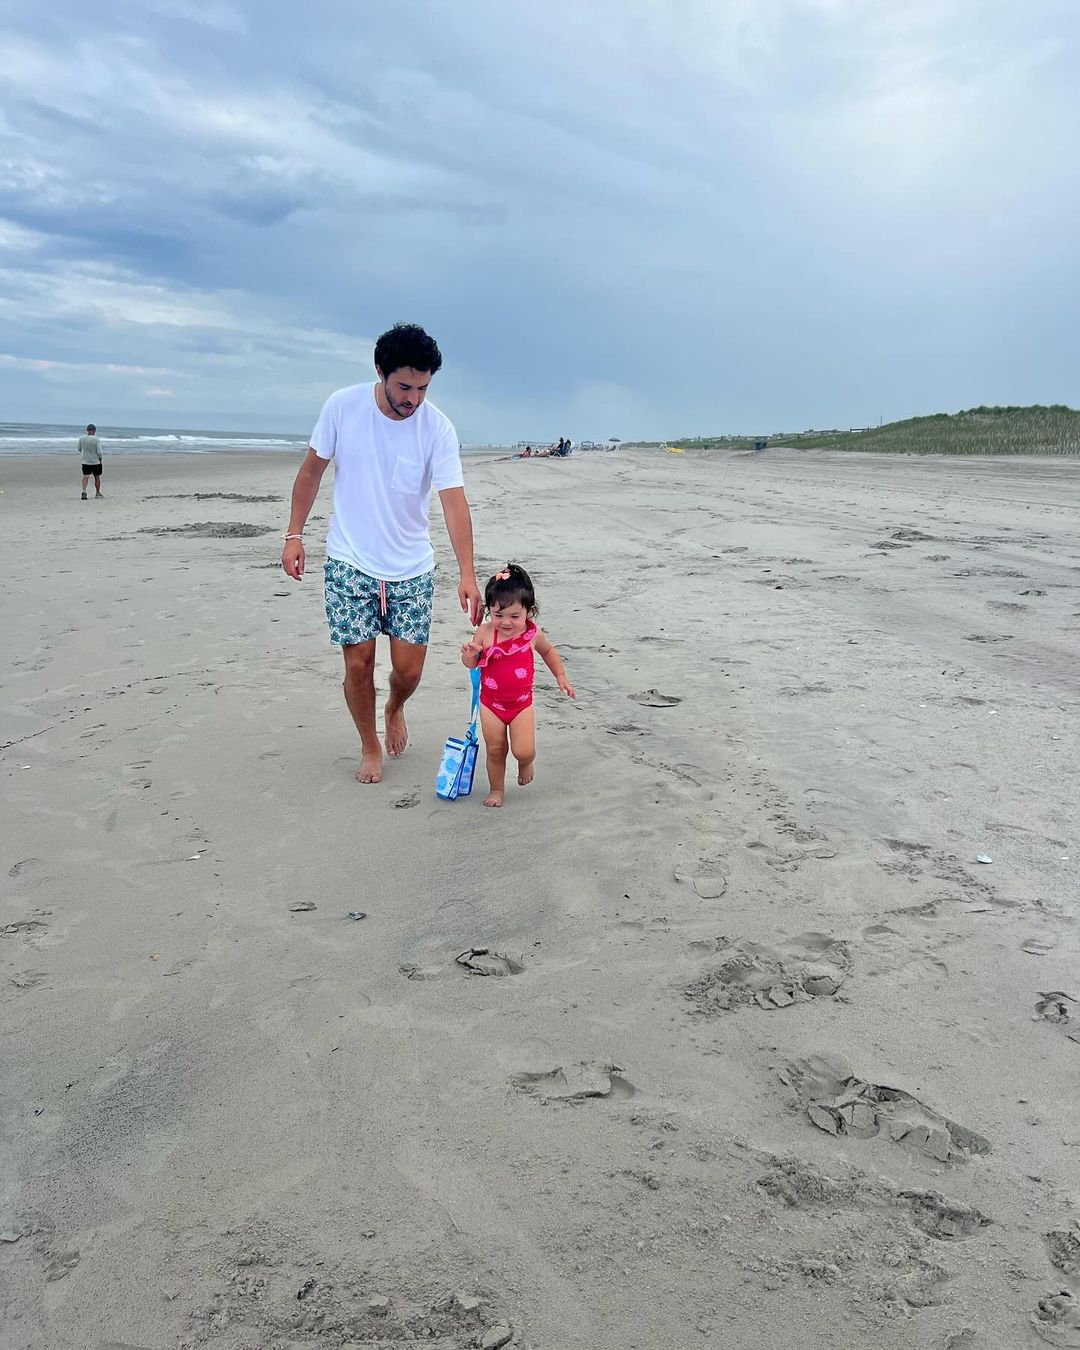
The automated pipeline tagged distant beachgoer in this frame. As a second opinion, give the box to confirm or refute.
[460,562,575,807]
[79,424,103,499]
[282,322,482,785]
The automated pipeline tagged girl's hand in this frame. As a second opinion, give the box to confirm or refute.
[558,676,576,699]
[461,637,484,665]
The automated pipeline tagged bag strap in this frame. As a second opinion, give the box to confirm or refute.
[467,667,480,739]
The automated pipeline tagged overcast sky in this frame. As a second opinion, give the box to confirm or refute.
[1,0,1076,440]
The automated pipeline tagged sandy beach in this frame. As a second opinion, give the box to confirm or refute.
[2,445,1079,1350]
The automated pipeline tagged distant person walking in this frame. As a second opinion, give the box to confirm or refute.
[282,322,482,785]
[79,424,103,499]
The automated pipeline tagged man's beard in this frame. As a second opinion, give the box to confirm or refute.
[385,388,416,418]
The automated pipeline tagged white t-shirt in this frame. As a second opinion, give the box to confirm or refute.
[311,382,464,581]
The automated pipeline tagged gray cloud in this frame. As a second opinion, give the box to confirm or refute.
[0,0,1076,438]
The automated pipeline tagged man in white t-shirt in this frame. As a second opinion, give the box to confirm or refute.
[282,323,482,785]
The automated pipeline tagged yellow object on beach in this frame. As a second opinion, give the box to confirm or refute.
[665,445,685,455]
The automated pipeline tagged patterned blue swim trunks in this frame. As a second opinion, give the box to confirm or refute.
[324,559,435,646]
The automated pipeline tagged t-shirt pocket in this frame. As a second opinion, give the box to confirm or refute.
[390,451,427,495]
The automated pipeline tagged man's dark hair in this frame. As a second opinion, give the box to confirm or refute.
[87,423,96,433]
[374,323,442,378]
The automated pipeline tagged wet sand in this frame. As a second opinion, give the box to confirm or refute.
[2,446,1079,1349]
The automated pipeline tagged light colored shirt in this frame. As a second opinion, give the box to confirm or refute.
[311,382,464,581]
[78,435,102,465]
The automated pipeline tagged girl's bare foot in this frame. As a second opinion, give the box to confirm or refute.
[518,763,534,787]
[356,749,383,783]
[484,791,504,808]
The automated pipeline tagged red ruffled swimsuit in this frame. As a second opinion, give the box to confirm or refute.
[477,621,538,725]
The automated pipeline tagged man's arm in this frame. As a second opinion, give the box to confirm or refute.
[438,486,482,625]
[281,449,330,580]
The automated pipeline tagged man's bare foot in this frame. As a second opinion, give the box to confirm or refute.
[484,791,504,808]
[518,764,535,787]
[356,749,383,784]
[384,705,409,757]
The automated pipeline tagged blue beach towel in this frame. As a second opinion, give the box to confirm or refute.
[435,668,480,800]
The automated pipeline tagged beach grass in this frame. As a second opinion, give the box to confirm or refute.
[648,404,1080,455]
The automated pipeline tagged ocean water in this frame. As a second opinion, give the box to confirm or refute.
[0,422,504,456]
[0,422,309,455]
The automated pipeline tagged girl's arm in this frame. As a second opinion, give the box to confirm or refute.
[534,632,576,698]
[461,623,491,668]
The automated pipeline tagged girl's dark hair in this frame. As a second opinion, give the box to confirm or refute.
[484,562,537,617]
[373,322,442,376]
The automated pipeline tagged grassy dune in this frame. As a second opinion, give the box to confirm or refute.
[652,405,1080,456]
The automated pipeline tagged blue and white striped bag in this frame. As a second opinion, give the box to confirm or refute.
[435,668,480,800]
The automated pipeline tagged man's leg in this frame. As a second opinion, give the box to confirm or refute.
[81,473,89,498]
[341,640,383,783]
[383,569,435,757]
[384,638,427,757]
[94,470,102,497]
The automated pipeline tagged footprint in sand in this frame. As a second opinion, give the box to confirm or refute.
[873,1257,951,1310]
[454,948,524,977]
[400,947,525,980]
[1,919,49,939]
[513,1063,636,1102]
[674,848,728,899]
[7,858,42,878]
[862,923,950,983]
[897,1190,991,1240]
[392,789,420,809]
[629,689,681,707]
[1047,1223,1080,1275]
[686,932,851,1013]
[1035,992,1080,1044]
[399,963,444,981]
[765,844,838,873]
[778,1055,991,1163]
[44,1249,81,1282]
[755,1156,990,1240]
[1031,1290,1080,1347]
[8,970,46,992]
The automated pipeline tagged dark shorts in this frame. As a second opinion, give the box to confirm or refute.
[82,464,102,476]
[324,558,435,646]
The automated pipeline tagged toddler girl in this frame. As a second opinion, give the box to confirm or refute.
[461,563,575,807]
